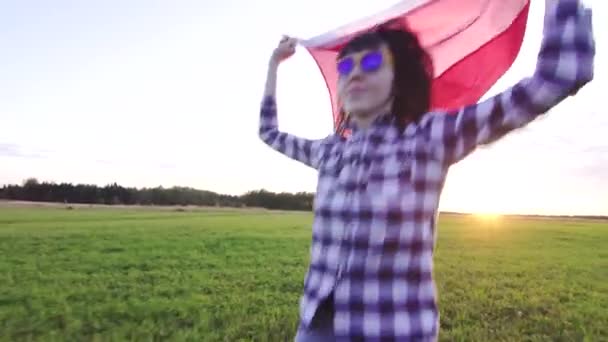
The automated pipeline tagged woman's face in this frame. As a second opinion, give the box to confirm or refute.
[337,44,395,120]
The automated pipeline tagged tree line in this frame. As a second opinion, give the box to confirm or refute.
[0,178,315,211]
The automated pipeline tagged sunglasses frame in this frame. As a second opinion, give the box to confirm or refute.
[336,46,394,77]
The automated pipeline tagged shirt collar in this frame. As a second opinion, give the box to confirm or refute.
[345,112,392,131]
[341,113,416,141]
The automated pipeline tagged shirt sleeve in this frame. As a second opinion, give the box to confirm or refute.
[258,95,333,169]
[418,0,595,166]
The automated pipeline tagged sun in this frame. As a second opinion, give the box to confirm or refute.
[473,212,503,222]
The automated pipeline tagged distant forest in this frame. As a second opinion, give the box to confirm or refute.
[0,178,314,211]
[2,178,607,220]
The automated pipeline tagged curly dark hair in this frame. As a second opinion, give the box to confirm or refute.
[336,24,434,133]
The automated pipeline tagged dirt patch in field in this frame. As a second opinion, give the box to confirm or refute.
[0,200,280,213]
[1,200,605,221]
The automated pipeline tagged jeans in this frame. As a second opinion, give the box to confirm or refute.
[294,295,335,341]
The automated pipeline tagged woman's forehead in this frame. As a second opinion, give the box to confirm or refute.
[338,44,390,61]
[338,33,385,58]
[338,43,386,59]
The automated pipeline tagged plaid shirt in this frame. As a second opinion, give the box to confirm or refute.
[259,1,594,340]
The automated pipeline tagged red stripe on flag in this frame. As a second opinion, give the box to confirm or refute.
[430,2,530,111]
[303,0,530,129]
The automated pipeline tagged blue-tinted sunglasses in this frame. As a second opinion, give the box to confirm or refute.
[337,48,393,77]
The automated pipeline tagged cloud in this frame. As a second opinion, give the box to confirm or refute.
[0,143,48,159]
[94,158,178,170]
[582,145,608,155]
[568,145,608,181]
[1,142,178,170]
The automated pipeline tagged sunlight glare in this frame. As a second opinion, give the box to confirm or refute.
[474,212,503,224]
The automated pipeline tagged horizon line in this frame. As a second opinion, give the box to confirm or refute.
[2,179,606,218]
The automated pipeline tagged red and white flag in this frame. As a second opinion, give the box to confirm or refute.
[299,0,531,129]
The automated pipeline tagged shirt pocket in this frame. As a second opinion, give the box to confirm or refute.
[366,154,413,199]
[318,152,342,177]
[316,152,343,197]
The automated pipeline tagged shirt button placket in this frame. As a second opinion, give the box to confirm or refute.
[338,190,354,280]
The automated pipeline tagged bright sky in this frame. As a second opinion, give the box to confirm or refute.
[1,0,606,215]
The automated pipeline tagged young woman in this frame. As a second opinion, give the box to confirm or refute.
[259,0,594,340]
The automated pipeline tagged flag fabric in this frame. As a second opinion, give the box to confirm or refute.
[299,0,531,129]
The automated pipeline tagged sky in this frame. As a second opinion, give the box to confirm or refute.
[1,0,606,215]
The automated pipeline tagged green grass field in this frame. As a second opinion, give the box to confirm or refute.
[0,206,607,341]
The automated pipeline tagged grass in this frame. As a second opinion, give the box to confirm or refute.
[0,207,607,341]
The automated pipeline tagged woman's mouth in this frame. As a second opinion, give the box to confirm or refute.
[348,85,367,96]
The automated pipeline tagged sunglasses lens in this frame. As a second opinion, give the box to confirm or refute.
[337,58,354,76]
[360,51,383,72]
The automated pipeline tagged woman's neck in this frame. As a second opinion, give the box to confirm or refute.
[350,101,392,130]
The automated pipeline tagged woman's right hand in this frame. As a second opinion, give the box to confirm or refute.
[270,36,297,65]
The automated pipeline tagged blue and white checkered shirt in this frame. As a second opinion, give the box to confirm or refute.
[259,1,594,340]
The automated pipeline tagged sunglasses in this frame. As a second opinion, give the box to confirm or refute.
[336,47,393,77]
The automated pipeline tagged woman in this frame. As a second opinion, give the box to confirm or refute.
[259,0,594,340]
